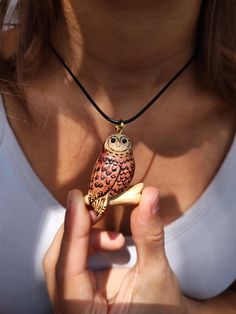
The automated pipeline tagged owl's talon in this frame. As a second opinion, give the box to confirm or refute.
[84,183,143,208]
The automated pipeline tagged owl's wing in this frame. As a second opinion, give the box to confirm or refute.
[88,155,121,201]
[109,156,135,196]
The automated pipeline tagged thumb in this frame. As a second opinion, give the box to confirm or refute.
[131,186,168,270]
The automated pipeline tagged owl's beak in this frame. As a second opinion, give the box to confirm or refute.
[117,140,121,147]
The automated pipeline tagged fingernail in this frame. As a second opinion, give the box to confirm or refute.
[109,231,122,240]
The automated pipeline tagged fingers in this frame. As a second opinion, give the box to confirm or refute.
[131,186,168,270]
[43,224,64,304]
[90,229,125,251]
[55,189,93,300]
[43,189,125,312]
[89,209,101,225]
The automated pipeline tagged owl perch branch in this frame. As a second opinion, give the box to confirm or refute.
[84,183,144,207]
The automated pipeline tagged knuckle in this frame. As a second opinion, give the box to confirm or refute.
[147,229,165,248]
[134,228,165,248]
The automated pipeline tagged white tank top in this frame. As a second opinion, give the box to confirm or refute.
[0,96,236,314]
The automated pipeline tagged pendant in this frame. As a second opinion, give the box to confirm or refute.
[88,123,135,218]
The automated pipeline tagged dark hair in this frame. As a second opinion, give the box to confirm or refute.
[0,0,236,119]
[0,0,60,119]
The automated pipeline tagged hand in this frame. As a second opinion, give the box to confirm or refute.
[97,187,189,314]
[43,188,189,314]
[43,190,125,314]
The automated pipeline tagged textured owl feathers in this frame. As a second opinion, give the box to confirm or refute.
[88,194,109,218]
[88,138,135,217]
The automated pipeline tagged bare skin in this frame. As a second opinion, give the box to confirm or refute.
[3,0,236,234]
[44,188,191,314]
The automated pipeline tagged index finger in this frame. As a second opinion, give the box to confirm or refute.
[56,190,92,289]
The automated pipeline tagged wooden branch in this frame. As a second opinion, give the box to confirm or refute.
[84,183,144,206]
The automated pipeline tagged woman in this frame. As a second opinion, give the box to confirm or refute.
[0,0,236,313]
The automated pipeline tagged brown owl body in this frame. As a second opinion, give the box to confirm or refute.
[88,133,135,217]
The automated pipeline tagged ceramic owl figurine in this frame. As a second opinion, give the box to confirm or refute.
[88,133,135,218]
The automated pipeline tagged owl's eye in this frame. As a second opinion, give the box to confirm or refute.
[111,138,116,143]
[122,138,127,144]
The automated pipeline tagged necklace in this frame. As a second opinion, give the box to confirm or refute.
[49,42,198,217]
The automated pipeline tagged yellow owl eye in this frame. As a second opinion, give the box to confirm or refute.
[122,138,127,144]
[111,138,116,143]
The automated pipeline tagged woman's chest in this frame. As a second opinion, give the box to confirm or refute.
[7,102,236,234]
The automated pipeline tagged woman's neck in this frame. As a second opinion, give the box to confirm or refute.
[27,0,206,133]
[53,0,202,85]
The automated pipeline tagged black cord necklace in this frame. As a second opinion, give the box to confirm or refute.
[49,42,198,217]
[49,42,198,128]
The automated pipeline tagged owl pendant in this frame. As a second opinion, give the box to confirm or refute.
[88,131,135,218]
